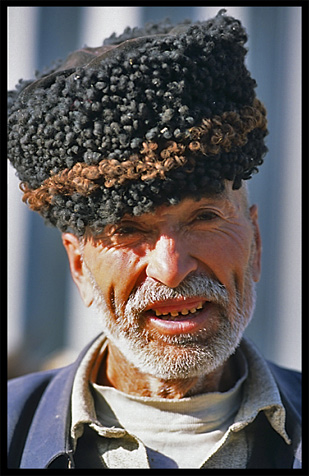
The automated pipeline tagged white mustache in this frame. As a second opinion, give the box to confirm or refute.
[125,274,229,315]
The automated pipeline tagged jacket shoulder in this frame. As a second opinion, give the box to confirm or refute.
[267,361,301,417]
[7,335,102,468]
[8,367,59,392]
[8,368,60,411]
[8,368,63,410]
[8,368,61,467]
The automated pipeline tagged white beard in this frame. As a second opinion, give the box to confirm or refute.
[83,263,256,381]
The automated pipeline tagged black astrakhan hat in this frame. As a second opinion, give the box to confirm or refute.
[8,10,268,236]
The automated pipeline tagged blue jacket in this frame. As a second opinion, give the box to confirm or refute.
[7,336,302,469]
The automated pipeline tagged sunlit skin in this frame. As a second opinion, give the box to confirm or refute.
[63,182,261,399]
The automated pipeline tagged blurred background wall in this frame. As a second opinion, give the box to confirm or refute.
[8,6,302,377]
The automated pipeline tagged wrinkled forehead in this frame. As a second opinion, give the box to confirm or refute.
[151,181,249,213]
[113,182,249,223]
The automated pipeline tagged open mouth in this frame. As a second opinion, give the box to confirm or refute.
[143,299,217,336]
[145,300,209,321]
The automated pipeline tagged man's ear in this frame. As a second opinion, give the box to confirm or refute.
[249,204,262,282]
[62,233,94,307]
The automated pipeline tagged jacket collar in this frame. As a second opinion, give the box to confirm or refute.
[19,334,301,469]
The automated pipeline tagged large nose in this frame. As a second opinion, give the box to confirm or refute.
[145,234,198,288]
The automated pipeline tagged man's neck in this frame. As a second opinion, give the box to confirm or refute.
[95,342,237,399]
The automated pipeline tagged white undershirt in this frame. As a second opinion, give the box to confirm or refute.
[93,365,247,469]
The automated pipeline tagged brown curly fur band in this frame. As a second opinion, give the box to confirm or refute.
[20,98,267,212]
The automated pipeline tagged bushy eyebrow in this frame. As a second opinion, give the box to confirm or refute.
[123,197,235,224]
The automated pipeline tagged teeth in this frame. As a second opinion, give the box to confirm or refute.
[181,309,189,316]
[153,302,204,318]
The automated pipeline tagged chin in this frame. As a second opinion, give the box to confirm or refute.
[105,316,245,381]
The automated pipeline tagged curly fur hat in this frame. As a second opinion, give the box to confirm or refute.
[8,9,268,236]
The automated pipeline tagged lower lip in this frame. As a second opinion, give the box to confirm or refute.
[146,304,215,335]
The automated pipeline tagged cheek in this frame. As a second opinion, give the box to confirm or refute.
[89,247,142,306]
[190,226,253,285]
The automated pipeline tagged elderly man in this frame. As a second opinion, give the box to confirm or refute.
[7,10,301,469]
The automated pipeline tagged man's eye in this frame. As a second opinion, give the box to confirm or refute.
[195,211,218,221]
[114,225,143,236]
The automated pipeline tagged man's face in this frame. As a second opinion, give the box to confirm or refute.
[64,184,261,380]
